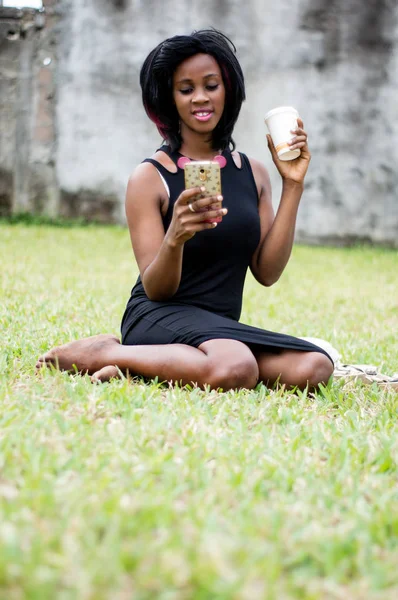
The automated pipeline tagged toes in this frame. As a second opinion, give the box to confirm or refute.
[35,356,58,375]
[90,365,121,384]
[36,355,52,370]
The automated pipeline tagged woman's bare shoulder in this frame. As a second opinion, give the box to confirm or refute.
[126,153,172,214]
[151,148,177,173]
[126,161,165,204]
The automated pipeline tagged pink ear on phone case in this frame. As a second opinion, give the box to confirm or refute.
[213,155,227,168]
[177,155,227,170]
[177,156,191,169]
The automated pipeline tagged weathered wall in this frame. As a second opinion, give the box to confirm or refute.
[0,2,58,217]
[1,0,398,244]
[238,0,398,246]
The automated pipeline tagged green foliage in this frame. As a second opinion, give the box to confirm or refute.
[0,224,397,599]
[0,212,122,229]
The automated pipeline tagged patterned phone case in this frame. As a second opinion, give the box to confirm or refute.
[184,161,221,199]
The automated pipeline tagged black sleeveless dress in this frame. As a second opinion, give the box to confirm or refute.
[121,147,333,364]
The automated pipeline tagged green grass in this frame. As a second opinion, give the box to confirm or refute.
[0,223,397,600]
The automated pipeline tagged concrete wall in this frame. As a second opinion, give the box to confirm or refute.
[1,0,398,245]
[0,2,57,216]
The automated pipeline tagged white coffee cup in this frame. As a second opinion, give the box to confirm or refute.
[264,106,301,161]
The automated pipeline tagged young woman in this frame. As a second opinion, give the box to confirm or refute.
[37,29,334,390]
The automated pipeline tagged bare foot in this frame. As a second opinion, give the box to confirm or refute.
[90,365,122,384]
[36,334,120,375]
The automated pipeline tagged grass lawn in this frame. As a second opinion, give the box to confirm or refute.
[0,223,397,600]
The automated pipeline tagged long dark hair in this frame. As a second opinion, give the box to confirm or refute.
[140,29,246,151]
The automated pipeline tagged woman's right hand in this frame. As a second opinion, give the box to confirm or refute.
[166,187,227,247]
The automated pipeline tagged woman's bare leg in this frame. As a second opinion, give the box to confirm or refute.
[37,335,259,391]
[93,350,334,390]
[37,335,333,390]
[255,349,334,391]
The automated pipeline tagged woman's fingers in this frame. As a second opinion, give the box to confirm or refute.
[172,189,227,241]
[289,136,307,150]
[181,208,228,225]
[200,207,228,220]
[267,119,308,155]
[184,206,228,222]
[289,123,308,151]
[185,195,223,214]
[178,186,206,205]
[178,187,224,208]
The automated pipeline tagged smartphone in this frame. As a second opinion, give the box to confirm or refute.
[184,161,222,223]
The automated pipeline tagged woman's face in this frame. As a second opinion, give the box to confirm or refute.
[172,53,226,138]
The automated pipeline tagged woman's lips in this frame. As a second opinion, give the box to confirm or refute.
[193,111,213,122]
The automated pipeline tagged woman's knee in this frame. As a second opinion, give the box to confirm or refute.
[206,352,259,390]
[298,352,334,389]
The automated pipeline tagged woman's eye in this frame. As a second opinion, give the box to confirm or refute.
[180,88,192,95]
[206,84,219,91]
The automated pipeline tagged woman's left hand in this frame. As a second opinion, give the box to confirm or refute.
[267,118,311,185]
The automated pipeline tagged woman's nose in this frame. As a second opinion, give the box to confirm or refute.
[192,88,209,103]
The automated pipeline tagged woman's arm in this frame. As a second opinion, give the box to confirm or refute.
[250,119,310,286]
[125,162,225,301]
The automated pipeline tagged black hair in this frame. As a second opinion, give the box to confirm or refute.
[140,29,246,152]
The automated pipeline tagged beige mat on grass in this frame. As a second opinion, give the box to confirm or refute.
[300,337,398,391]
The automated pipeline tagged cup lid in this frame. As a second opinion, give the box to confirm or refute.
[264,106,299,121]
